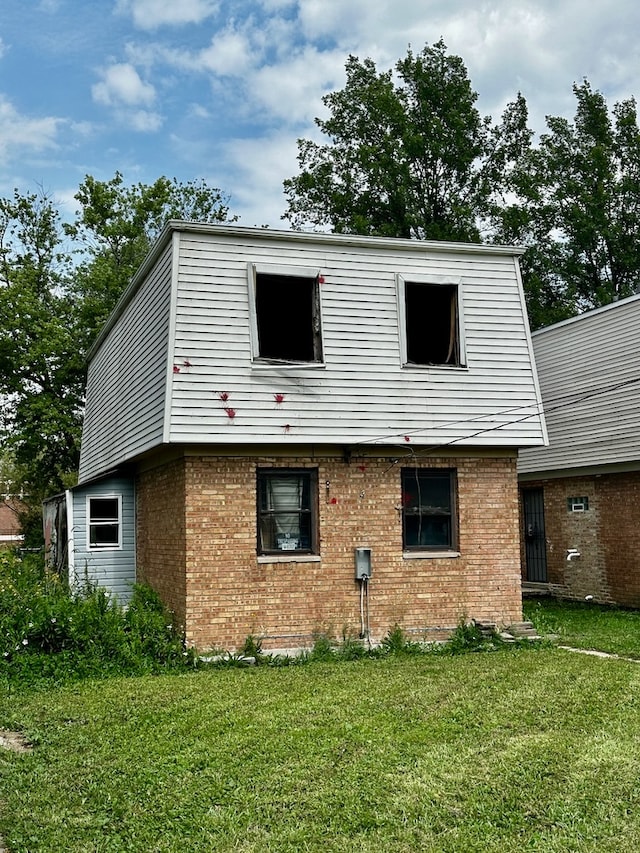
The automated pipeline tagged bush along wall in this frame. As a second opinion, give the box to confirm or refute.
[0,551,197,686]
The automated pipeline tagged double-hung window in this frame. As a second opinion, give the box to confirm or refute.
[401,469,458,551]
[257,469,318,555]
[87,496,122,550]
[397,275,465,367]
[248,264,323,363]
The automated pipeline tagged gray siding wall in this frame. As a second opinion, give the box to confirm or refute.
[518,294,640,475]
[168,230,545,448]
[70,476,136,602]
[79,244,173,482]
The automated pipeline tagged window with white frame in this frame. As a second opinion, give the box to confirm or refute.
[249,264,323,363]
[398,275,465,367]
[401,469,458,551]
[257,469,318,554]
[87,495,122,550]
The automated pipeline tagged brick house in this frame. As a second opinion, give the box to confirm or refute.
[51,223,546,651]
[518,294,640,606]
[0,499,23,548]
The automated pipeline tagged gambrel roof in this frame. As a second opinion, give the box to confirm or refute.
[79,223,547,483]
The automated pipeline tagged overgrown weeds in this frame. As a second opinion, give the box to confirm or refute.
[1,549,544,688]
[0,551,197,687]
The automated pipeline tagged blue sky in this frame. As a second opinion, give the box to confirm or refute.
[2,0,640,228]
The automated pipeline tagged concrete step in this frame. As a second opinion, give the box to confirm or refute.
[506,621,541,640]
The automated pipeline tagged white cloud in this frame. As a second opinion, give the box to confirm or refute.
[297,0,374,41]
[116,0,219,30]
[92,63,156,108]
[129,109,164,132]
[187,103,212,119]
[69,120,95,138]
[198,28,255,76]
[0,95,61,163]
[250,47,346,124]
[219,131,301,227]
[91,64,163,133]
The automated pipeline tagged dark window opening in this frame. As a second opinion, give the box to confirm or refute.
[257,469,318,554]
[88,497,120,549]
[255,273,323,362]
[401,469,457,550]
[405,282,460,365]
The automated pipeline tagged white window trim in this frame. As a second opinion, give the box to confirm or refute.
[396,273,467,369]
[86,494,122,551]
[247,262,324,364]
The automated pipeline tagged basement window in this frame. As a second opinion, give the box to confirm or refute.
[257,469,318,555]
[249,264,323,363]
[87,495,122,550]
[401,469,458,551]
[398,276,464,367]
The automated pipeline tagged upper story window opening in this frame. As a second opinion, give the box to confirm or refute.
[249,264,323,363]
[398,275,465,367]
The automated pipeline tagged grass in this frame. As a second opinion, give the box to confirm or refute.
[524,596,640,658]
[3,639,640,850]
[3,582,640,852]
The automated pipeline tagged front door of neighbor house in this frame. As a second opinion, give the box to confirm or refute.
[522,487,547,583]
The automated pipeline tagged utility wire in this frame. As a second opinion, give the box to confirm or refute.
[356,372,640,456]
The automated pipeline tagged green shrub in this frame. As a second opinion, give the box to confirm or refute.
[0,551,197,686]
[379,623,426,655]
[439,619,496,655]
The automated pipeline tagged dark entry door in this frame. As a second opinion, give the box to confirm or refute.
[522,487,547,583]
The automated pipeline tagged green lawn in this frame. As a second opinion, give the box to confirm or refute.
[524,597,640,658]
[3,638,640,852]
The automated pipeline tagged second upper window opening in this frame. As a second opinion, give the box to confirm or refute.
[404,281,463,367]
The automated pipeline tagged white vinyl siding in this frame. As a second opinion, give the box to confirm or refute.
[519,293,640,475]
[79,244,173,482]
[167,230,544,448]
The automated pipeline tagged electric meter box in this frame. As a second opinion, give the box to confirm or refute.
[355,548,372,580]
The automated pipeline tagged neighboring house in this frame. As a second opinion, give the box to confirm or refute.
[518,294,640,606]
[51,222,546,651]
[0,498,23,548]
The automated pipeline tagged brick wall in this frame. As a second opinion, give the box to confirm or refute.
[520,471,640,606]
[137,458,188,628]
[600,472,640,606]
[138,450,523,651]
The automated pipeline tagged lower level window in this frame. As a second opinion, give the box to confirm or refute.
[257,469,317,554]
[88,496,121,549]
[402,469,457,551]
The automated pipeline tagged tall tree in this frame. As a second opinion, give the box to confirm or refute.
[500,81,640,326]
[0,175,235,533]
[0,190,81,499]
[283,41,528,243]
[65,173,235,348]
